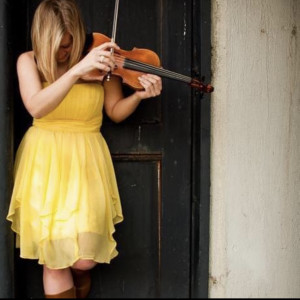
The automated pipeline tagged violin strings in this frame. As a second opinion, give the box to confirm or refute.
[125,58,191,82]
[114,55,192,83]
[114,55,187,80]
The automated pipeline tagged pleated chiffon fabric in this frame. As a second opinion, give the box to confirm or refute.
[7,83,123,269]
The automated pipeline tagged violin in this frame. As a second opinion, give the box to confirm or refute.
[88,33,214,93]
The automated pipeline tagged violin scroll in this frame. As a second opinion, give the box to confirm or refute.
[190,78,214,93]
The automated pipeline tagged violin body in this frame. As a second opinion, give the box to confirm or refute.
[87,32,214,93]
[87,33,160,90]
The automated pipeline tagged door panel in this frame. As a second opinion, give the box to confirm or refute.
[91,159,161,298]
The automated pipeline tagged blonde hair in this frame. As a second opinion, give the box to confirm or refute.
[31,0,86,83]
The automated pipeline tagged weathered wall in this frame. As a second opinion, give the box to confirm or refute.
[210,0,300,297]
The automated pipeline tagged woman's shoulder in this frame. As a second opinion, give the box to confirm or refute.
[16,51,40,80]
[17,51,35,66]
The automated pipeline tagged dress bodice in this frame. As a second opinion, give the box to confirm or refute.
[33,82,104,132]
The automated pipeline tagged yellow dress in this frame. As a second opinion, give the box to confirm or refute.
[7,82,123,269]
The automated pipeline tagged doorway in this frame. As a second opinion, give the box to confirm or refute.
[8,0,212,298]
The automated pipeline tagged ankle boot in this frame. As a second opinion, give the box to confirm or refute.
[71,269,91,298]
[45,286,76,298]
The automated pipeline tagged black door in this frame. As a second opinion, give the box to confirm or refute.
[10,0,211,298]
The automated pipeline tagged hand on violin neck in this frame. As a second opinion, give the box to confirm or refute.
[136,74,162,100]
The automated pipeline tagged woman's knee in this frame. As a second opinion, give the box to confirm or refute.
[72,259,97,271]
[43,265,70,277]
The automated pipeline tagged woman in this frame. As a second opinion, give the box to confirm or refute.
[7,0,162,298]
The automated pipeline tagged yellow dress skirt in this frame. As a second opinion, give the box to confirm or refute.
[7,82,123,269]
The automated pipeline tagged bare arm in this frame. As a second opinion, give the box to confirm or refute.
[104,74,162,123]
[17,51,80,118]
[18,42,118,118]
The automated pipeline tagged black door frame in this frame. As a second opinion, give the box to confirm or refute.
[0,1,16,298]
[191,0,211,298]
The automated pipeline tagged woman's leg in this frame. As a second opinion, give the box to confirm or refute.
[71,259,97,298]
[72,259,97,270]
[43,265,75,298]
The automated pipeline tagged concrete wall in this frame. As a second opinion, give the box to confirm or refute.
[209,0,300,297]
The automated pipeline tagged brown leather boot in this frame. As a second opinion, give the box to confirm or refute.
[71,268,91,298]
[45,286,76,298]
